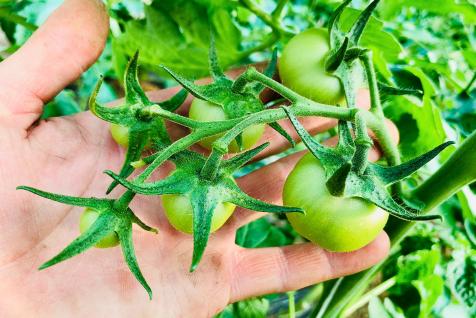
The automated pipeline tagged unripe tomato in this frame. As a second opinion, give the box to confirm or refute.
[279,28,345,105]
[161,194,235,234]
[79,208,120,248]
[188,98,265,153]
[110,123,129,148]
[283,153,388,252]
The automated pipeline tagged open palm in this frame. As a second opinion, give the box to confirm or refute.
[0,1,391,317]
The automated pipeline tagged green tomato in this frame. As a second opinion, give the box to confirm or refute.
[161,194,236,234]
[283,153,388,252]
[279,28,345,105]
[188,98,265,153]
[110,123,129,148]
[79,208,120,248]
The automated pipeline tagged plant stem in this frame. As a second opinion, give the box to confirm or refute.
[317,130,476,318]
[412,129,476,211]
[239,0,293,37]
[342,276,396,317]
[312,278,344,318]
[272,0,289,21]
[351,111,373,175]
[360,51,401,166]
[238,33,279,61]
[288,291,296,318]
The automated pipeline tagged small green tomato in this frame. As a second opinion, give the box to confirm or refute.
[161,194,235,234]
[279,28,345,105]
[110,123,130,148]
[188,98,265,153]
[283,153,388,252]
[79,208,120,248]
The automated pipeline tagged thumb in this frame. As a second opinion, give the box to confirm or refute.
[0,0,109,129]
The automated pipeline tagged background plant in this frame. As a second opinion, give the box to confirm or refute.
[1,0,475,317]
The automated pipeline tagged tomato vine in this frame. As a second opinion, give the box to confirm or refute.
[14,0,475,311]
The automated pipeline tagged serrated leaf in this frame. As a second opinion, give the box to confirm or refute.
[447,252,476,314]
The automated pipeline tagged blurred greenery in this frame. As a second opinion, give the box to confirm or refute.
[0,0,474,317]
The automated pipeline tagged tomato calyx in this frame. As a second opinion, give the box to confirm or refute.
[283,106,453,221]
[106,143,303,271]
[89,51,187,194]
[161,36,295,150]
[16,185,157,299]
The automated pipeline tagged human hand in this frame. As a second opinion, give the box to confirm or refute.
[0,1,394,317]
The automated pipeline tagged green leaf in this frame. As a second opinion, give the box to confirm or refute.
[384,66,447,161]
[379,0,476,25]
[412,275,444,318]
[232,298,270,318]
[447,252,476,315]
[236,218,272,248]
[113,1,241,78]
[396,249,441,283]
[17,186,111,209]
[106,125,150,194]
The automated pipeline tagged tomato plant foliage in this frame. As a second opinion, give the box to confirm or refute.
[2,0,476,317]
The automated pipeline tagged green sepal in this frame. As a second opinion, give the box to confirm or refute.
[189,185,219,271]
[106,146,303,271]
[158,89,188,112]
[348,0,381,45]
[125,50,151,105]
[222,142,270,173]
[325,36,349,72]
[378,82,423,98]
[105,169,193,196]
[39,211,118,270]
[326,0,382,108]
[252,48,278,94]
[208,32,226,80]
[89,52,187,193]
[283,106,449,221]
[328,0,352,47]
[161,39,267,123]
[17,186,111,208]
[235,133,244,152]
[106,125,150,194]
[369,141,455,185]
[117,218,153,299]
[223,180,304,214]
[17,186,157,298]
[268,122,296,147]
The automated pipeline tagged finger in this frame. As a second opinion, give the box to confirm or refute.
[229,231,390,302]
[226,135,385,230]
[0,0,109,129]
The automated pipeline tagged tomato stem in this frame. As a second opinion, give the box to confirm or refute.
[351,111,373,175]
[360,51,401,167]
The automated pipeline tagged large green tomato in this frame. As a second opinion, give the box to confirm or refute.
[79,208,120,248]
[161,194,236,234]
[283,153,388,252]
[279,28,345,105]
[110,123,129,148]
[188,98,265,153]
